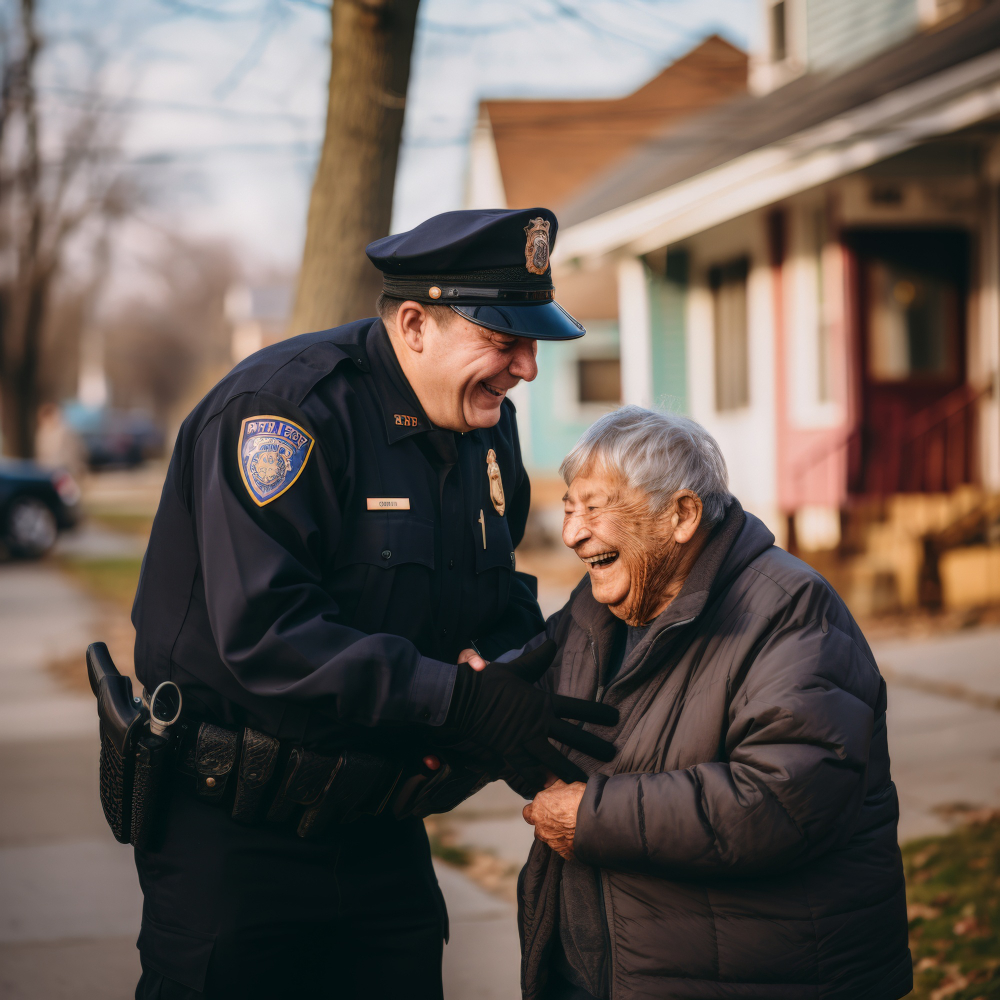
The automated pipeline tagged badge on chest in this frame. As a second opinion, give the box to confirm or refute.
[238,416,314,506]
[486,448,505,516]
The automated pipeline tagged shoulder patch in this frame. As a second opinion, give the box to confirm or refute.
[238,415,314,506]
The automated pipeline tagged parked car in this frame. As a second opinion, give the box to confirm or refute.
[62,403,164,469]
[0,461,81,558]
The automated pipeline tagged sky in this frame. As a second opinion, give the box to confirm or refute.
[40,0,758,284]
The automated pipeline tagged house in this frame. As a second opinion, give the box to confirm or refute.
[464,36,748,473]
[512,0,1000,613]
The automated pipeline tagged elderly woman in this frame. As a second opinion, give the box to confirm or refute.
[518,406,911,1000]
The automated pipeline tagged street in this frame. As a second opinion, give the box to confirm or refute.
[0,556,997,999]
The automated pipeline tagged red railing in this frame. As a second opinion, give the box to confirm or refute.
[900,381,991,494]
[791,381,991,498]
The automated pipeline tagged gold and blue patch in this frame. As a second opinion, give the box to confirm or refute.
[238,415,314,506]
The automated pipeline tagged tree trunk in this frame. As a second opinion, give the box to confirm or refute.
[288,0,420,336]
[0,0,44,458]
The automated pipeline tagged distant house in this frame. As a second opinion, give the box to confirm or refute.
[548,0,1000,613]
[225,283,294,365]
[464,35,748,472]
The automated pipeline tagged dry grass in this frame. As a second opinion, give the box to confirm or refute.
[424,815,521,903]
[904,811,1000,999]
[49,556,142,693]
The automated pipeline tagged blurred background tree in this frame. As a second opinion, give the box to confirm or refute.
[0,0,133,457]
[289,0,420,334]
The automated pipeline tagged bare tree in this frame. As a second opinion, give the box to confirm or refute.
[104,234,239,427]
[0,0,130,457]
[289,0,420,335]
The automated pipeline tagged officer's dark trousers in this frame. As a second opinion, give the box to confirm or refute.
[133,787,447,999]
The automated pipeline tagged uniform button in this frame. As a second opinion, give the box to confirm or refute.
[441,628,448,636]
[205,777,217,788]
[448,559,454,569]
[381,549,391,560]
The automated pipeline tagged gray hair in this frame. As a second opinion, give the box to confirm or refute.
[559,405,734,527]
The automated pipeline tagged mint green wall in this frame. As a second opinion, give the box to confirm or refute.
[520,322,619,475]
[520,254,688,474]
[648,252,688,413]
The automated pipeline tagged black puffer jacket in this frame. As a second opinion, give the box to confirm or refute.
[517,505,911,1000]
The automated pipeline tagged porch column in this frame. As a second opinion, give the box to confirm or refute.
[616,255,653,407]
[982,153,1000,491]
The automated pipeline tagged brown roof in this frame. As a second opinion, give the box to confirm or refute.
[562,4,1000,227]
[482,35,747,213]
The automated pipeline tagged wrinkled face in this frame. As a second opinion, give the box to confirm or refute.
[418,311,538,430]
[562,464,679,626]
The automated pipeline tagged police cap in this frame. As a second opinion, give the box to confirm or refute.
[366,207,585,341]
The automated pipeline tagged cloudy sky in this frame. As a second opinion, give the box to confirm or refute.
[41,0,757,280]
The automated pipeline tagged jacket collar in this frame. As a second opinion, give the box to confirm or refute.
[569,501,773,679]
[363,320,436,444]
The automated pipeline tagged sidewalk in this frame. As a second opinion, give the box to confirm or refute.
[0,556,522,1000]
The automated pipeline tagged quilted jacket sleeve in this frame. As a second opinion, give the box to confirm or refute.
[574,617,884,876]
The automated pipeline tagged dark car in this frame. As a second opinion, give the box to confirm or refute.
[63,403,164,469]
[0,461,81,558]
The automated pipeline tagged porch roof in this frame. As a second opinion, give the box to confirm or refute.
[556,4,1000,264]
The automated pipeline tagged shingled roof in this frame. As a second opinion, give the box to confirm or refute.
[561,3,1000,228]
[481,35,747,212]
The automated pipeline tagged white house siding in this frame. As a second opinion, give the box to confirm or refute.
[683,212,786,545]
[805,0,919,74]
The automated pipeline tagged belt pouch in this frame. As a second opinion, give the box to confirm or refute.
[131,733,173,850]
[266,748,339,826]
[231,727,281,825]
[298,750,403,837]
[193,723,238,802]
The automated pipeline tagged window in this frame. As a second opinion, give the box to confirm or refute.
[577,358,621,404]
[771,1,787,62]
[710,258,750,411]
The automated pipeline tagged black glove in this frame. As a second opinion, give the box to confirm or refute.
[429,639,618,791]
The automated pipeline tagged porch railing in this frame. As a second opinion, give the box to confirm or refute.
[900,381,991,494]
[790,380,992,498]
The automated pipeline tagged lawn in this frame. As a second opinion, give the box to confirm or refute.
[58,556,144,614]
[904,813,1000,999]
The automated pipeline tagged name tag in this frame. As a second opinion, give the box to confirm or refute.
[367,497,410,510]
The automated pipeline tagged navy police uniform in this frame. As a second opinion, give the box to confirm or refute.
[130,209,587,999]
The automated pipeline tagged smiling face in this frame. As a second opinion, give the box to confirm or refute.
[388,302,538,431]
[562,462,706,626]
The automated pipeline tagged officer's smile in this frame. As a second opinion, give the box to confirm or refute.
[480,380,506,398]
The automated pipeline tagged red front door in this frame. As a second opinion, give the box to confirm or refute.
[846,228,974,496]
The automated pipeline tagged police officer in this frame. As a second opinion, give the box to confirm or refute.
[129,207,617,999]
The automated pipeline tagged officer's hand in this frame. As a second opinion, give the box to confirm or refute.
[431,639,619,793]
[457,648,488,672]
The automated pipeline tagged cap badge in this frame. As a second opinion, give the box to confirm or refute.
[523,217,551,275]
[486,448,505,516]
[238,415,314,506]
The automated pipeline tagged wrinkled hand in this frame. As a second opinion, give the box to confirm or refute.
[523,779,587,860]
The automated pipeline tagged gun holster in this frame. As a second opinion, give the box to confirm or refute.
[87,642,179,850]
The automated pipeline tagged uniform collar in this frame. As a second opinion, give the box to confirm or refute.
[364,320,437,444]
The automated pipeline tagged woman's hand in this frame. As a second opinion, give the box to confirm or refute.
[523,779,587,860]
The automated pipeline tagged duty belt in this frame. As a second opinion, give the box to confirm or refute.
[169,716,405,837]
[87,642,483,852]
